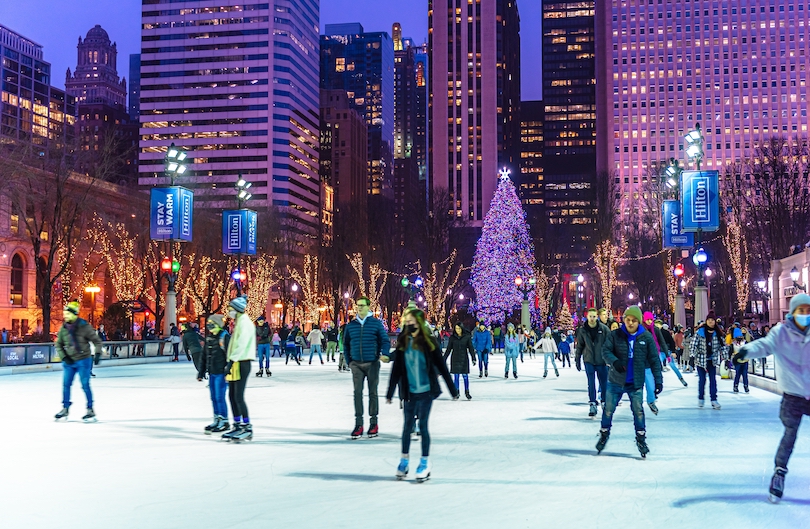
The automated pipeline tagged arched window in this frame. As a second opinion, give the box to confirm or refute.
[10,254,24,306]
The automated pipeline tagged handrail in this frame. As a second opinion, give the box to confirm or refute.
[0,340,171,367]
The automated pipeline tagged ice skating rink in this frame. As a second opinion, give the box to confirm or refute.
[2,355,807,529]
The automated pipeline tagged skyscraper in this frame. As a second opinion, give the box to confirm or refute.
[0,24,76,148]
[128,54,140,121]
[542,0,597,266]
[320,24,395,199]
[519,100,544,248]
[65,25,126,107]
[138,0,320,239]
[428,0,521,235]
[596,1,810,221]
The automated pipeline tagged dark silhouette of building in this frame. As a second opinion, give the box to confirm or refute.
[128,54,140,121]
[519,100,544,252]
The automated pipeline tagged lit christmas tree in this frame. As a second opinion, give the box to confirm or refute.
[555,300,574,332]
[470,169,535,323]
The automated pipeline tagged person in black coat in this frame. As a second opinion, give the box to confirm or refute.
[443,323,477,400]
[386,308,459,481]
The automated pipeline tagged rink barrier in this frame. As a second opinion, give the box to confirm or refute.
[0,340,170,367]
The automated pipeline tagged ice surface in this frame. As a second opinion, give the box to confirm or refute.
[2,354,808,529]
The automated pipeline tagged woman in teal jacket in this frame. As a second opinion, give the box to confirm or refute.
[504,323,520,379]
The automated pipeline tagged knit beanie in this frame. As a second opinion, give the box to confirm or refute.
[207,314,225,328]
[65,301,80,315]
[643,311,655,322]
[623,305,643,322]
[229,296,248,313]
[706,311,717,321]
[789,293,810,315]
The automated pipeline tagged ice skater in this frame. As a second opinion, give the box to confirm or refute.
[182,322,204,373]
[537,329,559,378]
[443,323,476,399]
[689,311,727,410]
[255,315,271,377]
[596,306,662,458]
[575,307,610,417]
[222,296,256,442]
[730,328,749,393]
[503,323,520,379]
[559,331,573,368]
[307,324,324,364]
[386,308,459,482]
[55,301,103,422]
[199,314,230,434]
[641,312,669,415]
[734,293,810,502]
[472,322,491,378]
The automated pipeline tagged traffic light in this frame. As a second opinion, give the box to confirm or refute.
[171,259,180,273]
[674,263,685,277]
[231,269,246,282]
[161,257,172,272]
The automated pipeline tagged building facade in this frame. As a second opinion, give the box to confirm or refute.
[0,25,76,148]
[542,0,597,266]
[428,0,521,232]
[320,24,395,199]
[519,100,544,249]
[138,0,321,240]
[128,54,140,121]
[597,1,810,221]
[65,25,127,107]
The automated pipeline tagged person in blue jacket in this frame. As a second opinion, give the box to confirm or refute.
[472,322,492,378]
[344,296,390,440]
[503,323,520,379]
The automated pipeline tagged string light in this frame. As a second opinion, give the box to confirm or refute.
[347,253,388,315]
[593,240,623,313]
[289,254,321,325]
[415,250,465,325]
[723,219,750,312]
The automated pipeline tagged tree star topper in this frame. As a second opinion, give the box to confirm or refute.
[498,168,511,180]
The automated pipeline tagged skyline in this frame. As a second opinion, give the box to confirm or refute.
[1,0,543,101]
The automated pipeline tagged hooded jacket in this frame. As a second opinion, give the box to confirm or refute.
[227,313,257,362]
[256,321,271,344]
[574,321,610,366]
[56,318,102,362]
[738,318,810,399]
[601,326,663,390]
[472,327,492,351]
[503,333,520,358]
[200,329,230,377]
[182,327,203,355]
[536,334,558,354]
[443,331,477,374]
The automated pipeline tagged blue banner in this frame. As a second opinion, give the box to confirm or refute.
[662,200,695,248]
[150,187,194,241]
[680,170,720,232]
[222,209,257,255]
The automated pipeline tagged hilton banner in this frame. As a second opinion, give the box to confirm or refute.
[150,187,194,241]
[680,170,720,232]
[662,200,694,248]
[222,209,257,255]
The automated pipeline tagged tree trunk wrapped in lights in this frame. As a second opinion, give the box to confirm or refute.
[470,170,535,324]
[593,240,623,313]
[347,253,388,315]
[723,220,750,314]
[289,254,320,327]
[532,265,558,326]
[416,250,464,325]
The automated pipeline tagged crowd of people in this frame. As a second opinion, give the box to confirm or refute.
[53,292,809,498]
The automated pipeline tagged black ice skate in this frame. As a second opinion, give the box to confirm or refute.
[596,428,610,453]
[256,369,263,377]
[221,423,241,440]
[230,424,253,443]
[55,407,69,421]
[769,467,787,503]
[543,371,548,378]
[635,431,649,458]
[555,368,559,377]
[82,408,97,423]
[679,377,688,387]
[266,368,272,377]
[484,368,488,377]
[204,416,219,434]
[367,424,379,438]
[513,371,518,379]
[211,417,230,433]
[465,391,472,400]
[588,403,597,418]
[648,402,659,415]
[350,425,363,439]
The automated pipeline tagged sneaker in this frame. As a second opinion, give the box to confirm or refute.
[396,457,409,480]
[368,424,379,438]
[711,400,721,410]
[769,467,787,503]
[596,428,610,453]
[698,399,705,408]
[351,425,363,439]
[415,458,431,482]
[648,402,659,415]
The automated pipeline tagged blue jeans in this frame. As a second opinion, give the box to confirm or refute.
[453,373,469,392]
[661,351,683,379]
[402,392,433,457]
[272,344,281,357]
[309,343,323,362]
[644,368,656,404]
[476,349,489,371]
[733,363,749,388]
[63,357,94,409]
[543,352,557,371]
[505,356,517,373]
[601,381,646,433]
[208,374,228,417]
[494,337,504,352]
[697,363,718,400]
[584,362,608,404]
[257,343,270,369]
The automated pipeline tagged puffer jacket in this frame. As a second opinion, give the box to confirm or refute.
[472,328,492,351]
[601,327,663,390]
[443,331,476,374]
[56,319,102,362]
[386,335,458,402]
[739,318,810,399]
[503,334,520,358]
[182,328,203,355]
[256,322,271,344]
[575,322,610,365]
[343,315,389,363]
[227,313,257,362]
[200,330,229,377]
[689,326,727,369]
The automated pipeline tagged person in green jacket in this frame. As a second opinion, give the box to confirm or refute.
[54,301,102,422]
[222,296,256,442]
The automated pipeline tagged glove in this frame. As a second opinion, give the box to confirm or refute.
[654,383,663,396]
[94,353,101,366]
[62,354,75,365]
[612,360,626,373]
[576,359,582,371]
[224,361,233,375]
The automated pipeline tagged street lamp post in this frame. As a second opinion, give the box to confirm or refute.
[576,274,585,317]
[790,267,807,292]
[673,264,686,328]
[291,283,299,325]
[84,285,101,326]
[514,276,536,330]
[162,143,188,337]
[343,291,350,325]
[231,174,253,296]
[401,276,423,309]
[692,247,710,324]
[756,279,771,321]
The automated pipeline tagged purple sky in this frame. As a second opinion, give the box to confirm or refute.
[2,0,541,100]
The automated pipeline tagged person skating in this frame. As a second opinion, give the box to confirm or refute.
[284,325,300,365]
[503,323,520,379]
[734,293,810,503]
[255,315,271,377]
[182,322,204,374]
[639,312,670,415]
[169,322,182,361]
[730,328,749,393]
[443,323,476,399]
[536,329,559,378]
[386,308,459,482]
[344,296,390,439]
[596,306,663,458]
[54,301,103,422]
[307,325,325,364]
[222,296,256,442]
[559,331,573,368]
[689,311,727,410]
[575,308,610,417]
[472,322,492,378]
[325,322,339,363]
[492,323,503,354]
[199,314,230,434]
[271,329,282,358]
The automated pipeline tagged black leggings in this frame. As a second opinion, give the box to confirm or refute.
[229,360,251,421]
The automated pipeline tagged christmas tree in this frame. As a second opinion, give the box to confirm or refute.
[555,300,574,331]
[470,169,535,324]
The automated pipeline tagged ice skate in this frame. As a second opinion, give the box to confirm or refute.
[635,431,649,458]
[221,423,241,440]
[744,386,749,393]
[555,368,559,377]
[648,402,659,415]
[256,369,263,377]
[478,371,483,378]
[230,424,253,443]
[504,372,509,379]
[769,467,787,503]
[513,371,518,379]
[679,377,688,387]
[415,458,431,482]
[266,368,272,377]
[484,368,488,377]
[204,416,219,434]
[698,399,705,408]
[211,417,230,433]
[596,428,610,453]
[55,407,69,421]
[465,391,472,400]
[396,457,409,480]
[350,425,363,440]
[82,408,97,423]
[711,400,721,410]
[367,424,379,438]
[733,385,739,393]
[588,403,597,418]
[543,370,548,378]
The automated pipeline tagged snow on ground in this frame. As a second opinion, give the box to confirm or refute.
[1,353,808,529]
